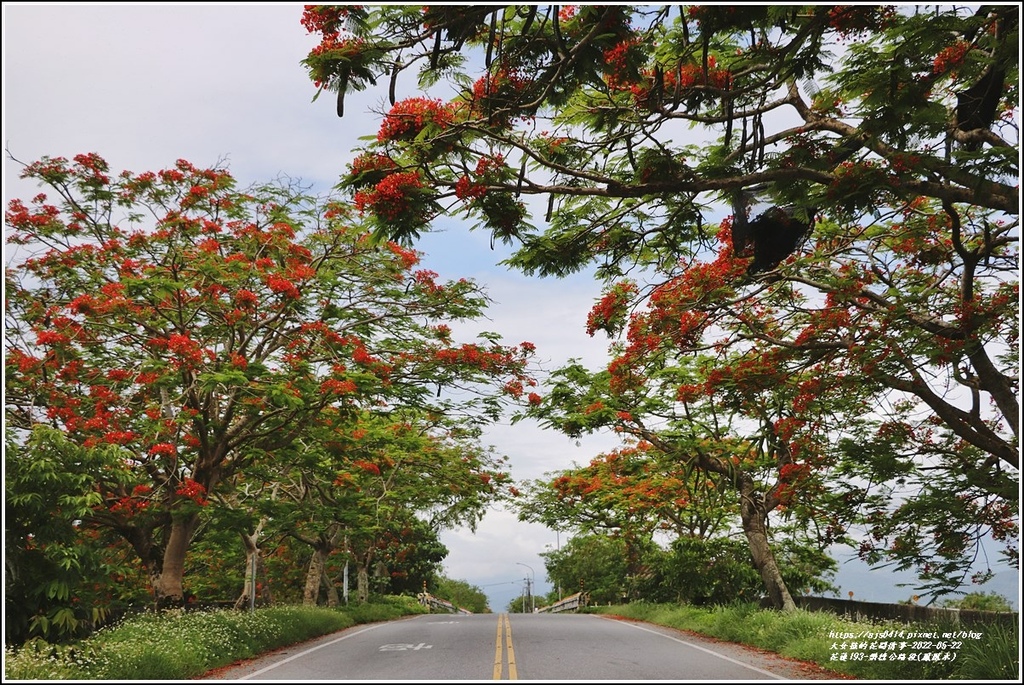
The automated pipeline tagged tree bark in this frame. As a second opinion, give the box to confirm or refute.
[154,514,200,607]
[738,477,796,611]
[321,568,340,607]
[357,561,370,604]
[234,525,272,610]
[303,548,327,605]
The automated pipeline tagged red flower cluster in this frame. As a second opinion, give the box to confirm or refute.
[149,443,177,457]
[455,175,486,200]
[348,152,398,181]
[471,67,531,102]
[321,378,358,395]
[353,171,426,222]
[167,333,205,367]
[353,460,381,475]
[826,5,896,38]
[351,344,380,366]
[386,241,420,269]
[457,154,509,200]
[300,5,352,36]
[503,379,525,398]
[433,343,517,373]
[468,66,535,126]
[933,41,970,75]
[234,289,259,307]
[587,281,638,337]
[110,484,153,516]
[779,462,810,482]
[307,35,364,66]
[176,478,208,506]
[72,152,111,185]
[670,59,731,90]
[378,98,456,141]
[603,38,644,90]
[629,59,733,106]
[35,330,71,347]
[5,198,63,244]
[103,430,136,445]
[266,274,300,299]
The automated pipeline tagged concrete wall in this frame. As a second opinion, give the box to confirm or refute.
[766,595,1019,627]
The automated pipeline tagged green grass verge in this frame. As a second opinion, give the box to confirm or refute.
[4,595,429,680]
[590,602,1019,681]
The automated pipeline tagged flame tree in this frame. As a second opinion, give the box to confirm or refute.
[299,5,1018,602]
[5,153,535,608]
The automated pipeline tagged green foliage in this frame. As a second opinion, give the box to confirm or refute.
[596,602,1020,681]
[542,534,631,605]
[835,424,1019,598]
[3,601,426,681]
[651,537,764,606]
[955,620,1020,681]
[432,576,490,614]
[940,591,1015,613]
[300,5,1018,604]
[507,594,535,614]
[6,153,535,615]
[4,426,149,645]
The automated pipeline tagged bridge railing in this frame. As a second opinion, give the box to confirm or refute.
[537,592,588,613]
[417,592,472,614]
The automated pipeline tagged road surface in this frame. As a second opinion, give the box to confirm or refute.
[202,612,844,680]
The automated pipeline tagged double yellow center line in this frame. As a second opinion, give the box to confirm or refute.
[492,613,518,679]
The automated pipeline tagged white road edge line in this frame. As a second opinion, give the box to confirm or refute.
[238,623,389,680]
[596,616,786,680]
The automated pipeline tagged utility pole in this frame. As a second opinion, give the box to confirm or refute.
[556,531,562,600]
[517,562,535,613]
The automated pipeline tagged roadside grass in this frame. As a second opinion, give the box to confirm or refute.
[3,596,429,681]
[590,601,1019,681]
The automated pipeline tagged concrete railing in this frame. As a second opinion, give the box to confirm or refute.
[767,596,1018,627]
[537,592,588,614]
[417,592,472,614]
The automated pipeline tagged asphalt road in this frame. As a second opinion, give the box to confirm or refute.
[202,612,832,681]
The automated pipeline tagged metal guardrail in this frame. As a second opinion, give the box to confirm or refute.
[537,592,588,613]
[417,592,472,614]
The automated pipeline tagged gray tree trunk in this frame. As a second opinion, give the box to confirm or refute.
[739,476,796,611]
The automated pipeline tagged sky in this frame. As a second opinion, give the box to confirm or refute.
[3,3,1018,613]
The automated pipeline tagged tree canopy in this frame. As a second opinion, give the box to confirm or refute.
[300,4,1018,602]
[5,153,534,624]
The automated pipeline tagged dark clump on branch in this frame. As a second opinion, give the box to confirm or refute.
[955,63,1008,149]
[732,204,815,276]
[952,5,1018,149]
[424,6,497,67]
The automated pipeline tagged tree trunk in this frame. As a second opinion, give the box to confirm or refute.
[357,561,370,603]
[256,553,273,606]
[739,477,796,611]
[154,514,200,607]
[234,525,272,610]
[304,548,327,605]
[321,568,340,607]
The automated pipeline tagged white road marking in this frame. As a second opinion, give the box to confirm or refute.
[239,623,389,679]
[597,616,786,679]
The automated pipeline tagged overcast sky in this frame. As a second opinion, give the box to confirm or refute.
[3,3,1017,612]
